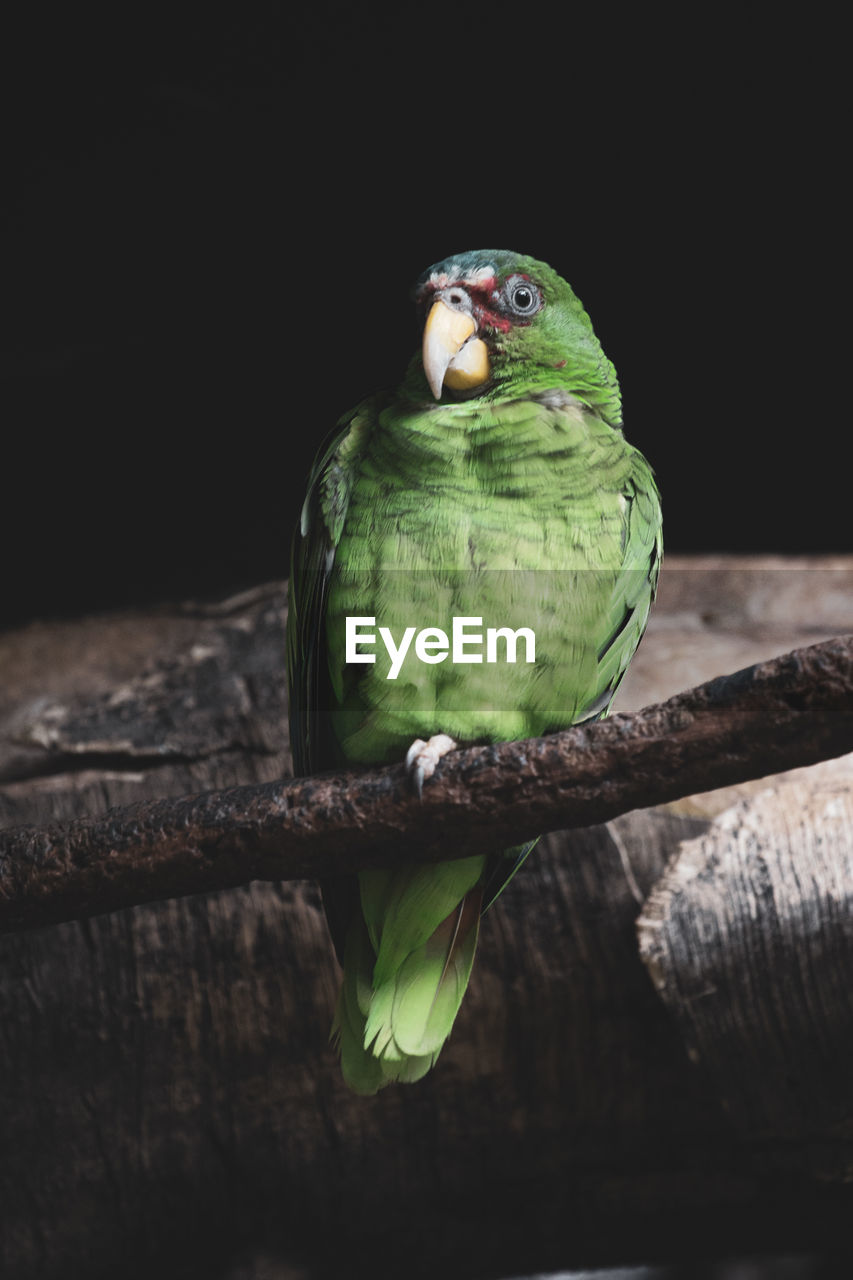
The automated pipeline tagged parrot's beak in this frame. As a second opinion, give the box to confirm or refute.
[422,299,490,399]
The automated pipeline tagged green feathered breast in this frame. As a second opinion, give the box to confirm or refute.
[287,250,661,1093]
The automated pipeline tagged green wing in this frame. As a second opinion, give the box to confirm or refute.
[585,459,662,718]
[286,403,374,779]
[286,403,377,973]
[481,441,661,911]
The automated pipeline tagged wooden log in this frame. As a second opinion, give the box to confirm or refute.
[637,759,853,1167]
[0,559,851,1279]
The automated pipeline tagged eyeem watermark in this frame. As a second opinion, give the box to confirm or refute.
[345,616,536,680]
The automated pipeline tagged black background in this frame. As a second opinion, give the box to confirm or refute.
[2,7,846,626]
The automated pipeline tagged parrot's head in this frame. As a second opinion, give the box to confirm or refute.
[411,249,620,421]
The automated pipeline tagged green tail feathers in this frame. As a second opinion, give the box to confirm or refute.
[331,856,485,1094]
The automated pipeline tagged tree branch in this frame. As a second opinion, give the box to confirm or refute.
[0,634,851,934]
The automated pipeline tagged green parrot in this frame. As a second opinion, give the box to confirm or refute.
[287,249,661,1093]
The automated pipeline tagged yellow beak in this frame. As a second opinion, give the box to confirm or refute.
[422,299,490,399]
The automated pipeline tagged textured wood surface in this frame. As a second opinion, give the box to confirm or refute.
[638,759,853,1164]
[1,558,852,1279]
[2,632,851,933]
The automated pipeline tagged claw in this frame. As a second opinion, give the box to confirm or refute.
[405,734,457,798]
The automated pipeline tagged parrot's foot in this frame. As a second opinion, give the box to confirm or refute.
[405,734,457,798]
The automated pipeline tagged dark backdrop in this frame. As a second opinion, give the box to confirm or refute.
[2,8,844,626]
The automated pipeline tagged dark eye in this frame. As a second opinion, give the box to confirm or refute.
[505,277,541,317]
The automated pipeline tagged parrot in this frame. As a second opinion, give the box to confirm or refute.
[286,249,662,1094]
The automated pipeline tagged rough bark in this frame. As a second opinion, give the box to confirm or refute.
[1,635,852,933]
[1,559,852,1280]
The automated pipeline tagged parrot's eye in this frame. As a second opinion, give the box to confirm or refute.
[504,277,542,317]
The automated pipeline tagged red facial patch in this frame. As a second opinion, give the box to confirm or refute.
[467,279,512,333]
[476,272,540,332]
[421,271,540,333]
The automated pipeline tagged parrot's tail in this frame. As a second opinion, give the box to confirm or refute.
[331,867,484,1095]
